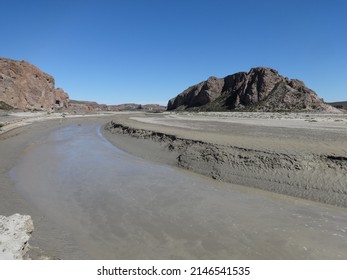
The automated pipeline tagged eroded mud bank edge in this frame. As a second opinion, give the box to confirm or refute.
[104,120,347,208]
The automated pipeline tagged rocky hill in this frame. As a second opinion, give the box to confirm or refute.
[328,101,347,111]
[66,101,166,113]
[167,67,340,113]
[0,57,166,113]
[107,103,166,112]
[66,100,108,113]
[0,57,69,111]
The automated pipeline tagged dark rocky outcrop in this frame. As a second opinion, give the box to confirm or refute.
[0,101,14,110]
[168,67,340,113]
[0,57,69,111]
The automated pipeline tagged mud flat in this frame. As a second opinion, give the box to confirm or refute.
[104,112,347,207]
[5,116,347,259]
[0,115,119,259]
[1,112,347,259]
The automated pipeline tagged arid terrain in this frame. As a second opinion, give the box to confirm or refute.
[0,111,347,259]
[105,111,347,207]
[1,58,347,260]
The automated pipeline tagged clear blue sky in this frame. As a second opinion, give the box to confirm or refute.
[1,0,346,104]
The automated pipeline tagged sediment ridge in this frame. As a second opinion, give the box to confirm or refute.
[105,120,347,207]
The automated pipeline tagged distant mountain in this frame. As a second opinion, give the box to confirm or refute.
[0,57,69,110]
[67,101,166,113]
[328,101,347,111]
[107,103,166,112]
[167,67,340,113]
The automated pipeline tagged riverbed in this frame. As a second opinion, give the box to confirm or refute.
[9,122,347,259]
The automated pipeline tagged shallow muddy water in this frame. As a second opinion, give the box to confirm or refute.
[11,124,347,259]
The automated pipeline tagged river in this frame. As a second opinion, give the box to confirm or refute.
[11,123,347,259]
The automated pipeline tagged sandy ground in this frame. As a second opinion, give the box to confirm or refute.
[104,112,347,207]
[108,111,347,155]
[1,111,347,259]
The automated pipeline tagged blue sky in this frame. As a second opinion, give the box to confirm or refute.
[1,0,346,104]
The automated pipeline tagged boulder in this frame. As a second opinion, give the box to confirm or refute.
[0,214,34,260]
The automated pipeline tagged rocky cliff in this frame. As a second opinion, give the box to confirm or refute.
[168,67,340,112]
[0,57,69,111]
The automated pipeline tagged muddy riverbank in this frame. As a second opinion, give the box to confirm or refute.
[104,112,347,208]
[1,112,347,259]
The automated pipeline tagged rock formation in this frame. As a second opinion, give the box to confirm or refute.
[167,67,340,112]
[107,103,166,112]
[0,214,34,260]
[0,57,69,111]
[329,101,347,111]
[0,57,167,113]
[65,100,108,113]
[65,101,166,113]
